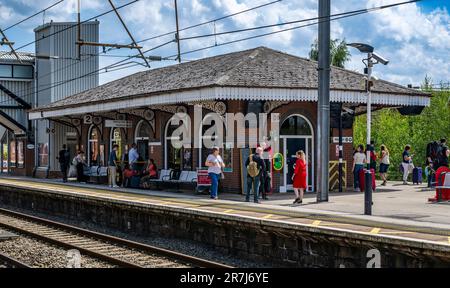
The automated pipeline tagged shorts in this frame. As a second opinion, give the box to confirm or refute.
[379,163,389,173]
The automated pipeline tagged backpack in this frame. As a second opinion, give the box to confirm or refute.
[426,141,440,160]
[247,154,260,178]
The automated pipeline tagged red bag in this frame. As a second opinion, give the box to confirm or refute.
[359,168,376,192]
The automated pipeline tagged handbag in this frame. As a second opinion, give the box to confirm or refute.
[408,162,415,173]
[68,164,77,178]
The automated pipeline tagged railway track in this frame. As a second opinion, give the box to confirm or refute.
[0,252,31,268]
[0,208,232,268]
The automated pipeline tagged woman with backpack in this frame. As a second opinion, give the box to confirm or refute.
[292,150,307,204]
[379,145,390,186]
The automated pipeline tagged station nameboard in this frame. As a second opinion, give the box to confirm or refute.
[332,137,353,144]
[105,120,133,128]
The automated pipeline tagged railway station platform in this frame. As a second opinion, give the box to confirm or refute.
[0,175,448,267]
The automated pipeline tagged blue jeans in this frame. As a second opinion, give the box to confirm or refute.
[246,176,260,202]
[209,172,220,198]
[354,164,364,189]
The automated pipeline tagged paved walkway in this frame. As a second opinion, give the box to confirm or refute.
[0,175,448,229]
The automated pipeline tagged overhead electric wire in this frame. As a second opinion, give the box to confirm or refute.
[4,0,422,107]
[2,0,65,32]
[13,0,140,51]
[164,0,422,59]
[7,0,284,96]
[134,0,283,45]
[179,0,422,41]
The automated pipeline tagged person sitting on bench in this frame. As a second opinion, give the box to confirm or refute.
[140,159,158,188]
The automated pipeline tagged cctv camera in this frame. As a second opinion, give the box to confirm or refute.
[372,52,389,65]
[342,107,355,115]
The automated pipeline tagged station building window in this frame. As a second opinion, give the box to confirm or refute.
[9,140,16,168]
[135,120,155,162]
[1,134,8,172]
[17,140,24,168]
[110,128,125,163]
[88,125,100,166]
[164,119,192,171]
[199,114,232,172]
[38,143,48,167]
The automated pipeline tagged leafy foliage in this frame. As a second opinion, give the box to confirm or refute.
[309,38,351,68]
[353,81,450,180]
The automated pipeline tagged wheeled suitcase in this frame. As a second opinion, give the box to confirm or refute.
[130,175,141,188]
[412,167,423,184]
[359,168,376,192]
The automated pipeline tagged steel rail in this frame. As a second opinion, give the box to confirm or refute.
[0,208,232,268]
[0,252,32,268]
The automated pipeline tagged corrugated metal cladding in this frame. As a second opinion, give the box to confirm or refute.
[0,79,33,128]
[34,21,99,171]
[35,21,99,105]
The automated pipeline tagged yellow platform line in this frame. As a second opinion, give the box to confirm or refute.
[448,237,450,244]
[319,223,352,227]
[223,209,234,213]
[381,231,414,235]
[262,214,273,219]
[311,220,322,226]
[370,228,381,234]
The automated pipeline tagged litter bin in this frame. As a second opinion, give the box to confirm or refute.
[358,168,376,192]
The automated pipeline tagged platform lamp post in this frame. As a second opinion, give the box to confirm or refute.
[346,43,388,215]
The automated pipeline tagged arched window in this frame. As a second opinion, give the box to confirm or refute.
[135,120,154,162]
[280,115,312,136]
[164,120,184,170]
[199,114,232,172]
[88,125,100,166]
[110,128,124,163]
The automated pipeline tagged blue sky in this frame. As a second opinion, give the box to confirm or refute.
[0,0,449,86]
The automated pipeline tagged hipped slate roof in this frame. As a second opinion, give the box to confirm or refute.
[34,46,430,112]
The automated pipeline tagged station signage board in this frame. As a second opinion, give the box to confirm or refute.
[332,137,353,144]
[273,153,284,171]
[197,169,211,186]
[105,120,133,128]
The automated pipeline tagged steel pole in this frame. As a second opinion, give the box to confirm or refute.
[364,53,373,215]
[317,0,330,202]
[338,104,343,193]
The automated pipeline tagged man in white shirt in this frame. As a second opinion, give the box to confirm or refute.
[128,143,139,170]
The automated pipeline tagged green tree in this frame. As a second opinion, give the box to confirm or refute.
[309,38,351,68]
[353,77,450,180]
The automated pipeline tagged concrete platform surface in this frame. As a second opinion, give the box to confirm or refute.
[0,175,448,234]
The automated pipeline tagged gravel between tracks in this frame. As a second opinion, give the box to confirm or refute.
[0,231,115,268]
[0,205,270,268]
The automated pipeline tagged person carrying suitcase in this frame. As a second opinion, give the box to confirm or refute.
[352,145,366,192]
[402,145,414,185]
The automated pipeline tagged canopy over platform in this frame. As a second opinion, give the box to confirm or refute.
[29,46,430,120]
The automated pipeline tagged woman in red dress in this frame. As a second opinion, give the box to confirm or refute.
[292,150,307,204]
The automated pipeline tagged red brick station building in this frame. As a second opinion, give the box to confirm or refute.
[28,47,430,194]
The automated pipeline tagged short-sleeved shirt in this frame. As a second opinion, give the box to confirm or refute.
[206,154,223,175]
[108,150,117,166]
[128,148,139,164]
[402,150,410,163]
[353,152,366,165]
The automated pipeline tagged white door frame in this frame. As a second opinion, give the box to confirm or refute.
[280,135,314,192]
[279,113,315,193]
